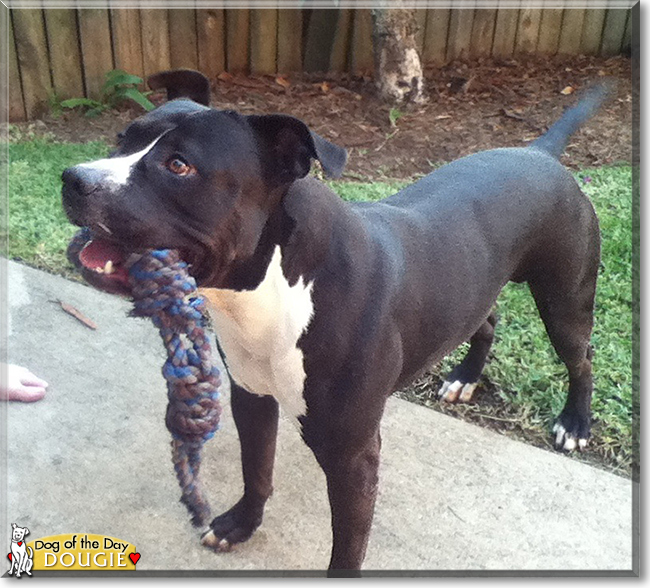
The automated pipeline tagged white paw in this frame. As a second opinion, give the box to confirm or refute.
[438,380,477,403]
[201,529,231,552]
[552,423,588,452]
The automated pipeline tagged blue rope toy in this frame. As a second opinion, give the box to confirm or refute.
[68,230,222,527]
[128,249,222,527]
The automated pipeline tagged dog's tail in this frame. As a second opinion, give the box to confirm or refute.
[529,80,616,159]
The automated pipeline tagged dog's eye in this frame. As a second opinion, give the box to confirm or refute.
[166,157,195,177]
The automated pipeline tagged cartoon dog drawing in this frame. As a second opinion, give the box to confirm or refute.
[8,523,33,577]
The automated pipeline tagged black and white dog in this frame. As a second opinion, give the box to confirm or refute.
[62,70,607,572]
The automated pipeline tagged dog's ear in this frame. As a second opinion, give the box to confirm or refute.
[147,69,211,106]
[248,114,347,182]
[23,528,29,536]
[11,523,16,530]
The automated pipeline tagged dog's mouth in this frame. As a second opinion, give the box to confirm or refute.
[68,229,139,296]
[80,239,131,282]
[68,228,202,295]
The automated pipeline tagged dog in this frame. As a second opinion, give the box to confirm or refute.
[9,523,33,577]
[62,69,608,573]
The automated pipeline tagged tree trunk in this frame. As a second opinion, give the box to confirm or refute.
[371,6,427,105]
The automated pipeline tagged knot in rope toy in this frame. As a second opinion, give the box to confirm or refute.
[129,250,222,527]
[68,230,222,527]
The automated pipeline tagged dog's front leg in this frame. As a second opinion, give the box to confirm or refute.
[202,383,279,551]
[308,427,382,575]
[15,555,23,578]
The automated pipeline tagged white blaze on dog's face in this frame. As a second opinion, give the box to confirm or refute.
[76,135,166,189]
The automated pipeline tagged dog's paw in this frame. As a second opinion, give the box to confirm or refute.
[201,499,263,553]
[438,380,477,403]
[552,411,590,452]
[201,529,233,552]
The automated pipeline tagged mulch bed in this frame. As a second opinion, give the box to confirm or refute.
[26,54,632,180]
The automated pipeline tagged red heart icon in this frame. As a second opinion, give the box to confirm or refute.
[129,552,141,565]
[17,542,22,547]
[7,553,11,562]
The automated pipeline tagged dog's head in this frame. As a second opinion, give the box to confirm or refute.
[11,523,29,542]
[62,69,347,293]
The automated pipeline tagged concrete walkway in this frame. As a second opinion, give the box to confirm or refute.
[2,260,636,574]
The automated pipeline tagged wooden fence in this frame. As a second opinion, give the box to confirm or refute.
[9,6,632,121]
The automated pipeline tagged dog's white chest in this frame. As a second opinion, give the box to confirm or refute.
[201,247,313,419]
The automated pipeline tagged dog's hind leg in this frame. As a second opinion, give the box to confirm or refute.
[439,311,497,403]
[529,277,597,452]
[202,383,279,551]
[527,222,599,452]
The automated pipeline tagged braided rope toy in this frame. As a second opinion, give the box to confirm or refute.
[68,229,222,527]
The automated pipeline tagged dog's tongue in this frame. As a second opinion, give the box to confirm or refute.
[79,239,129,282]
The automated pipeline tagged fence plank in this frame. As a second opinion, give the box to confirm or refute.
[169,9,198,71]
[78,9,114,100]
[43,9,84,100]
[304,9,339,73]
[350,9,374,74]
[250,9,277,75]
[226,9,250,73]
[601,8,628,56]
[277,9,303,73]
[515,8,542,54]
[558,9,586,55]
[8,16,26,122]
[422,9,450,65]
[197,8,225,78]
[111,9,144,80]
[622,8,631,53]
[140,9,171,78]
[470,9,497,59]
[446,8,475,62]
[492,8,519,58]
[330,9,352,73]
[537,8,563,55]
[8,4,634,122]
[580,9,606,55]
[12,9,52,118]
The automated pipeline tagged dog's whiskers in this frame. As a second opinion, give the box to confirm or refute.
[97,222,113,236]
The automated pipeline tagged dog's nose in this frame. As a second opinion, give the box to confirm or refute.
[61,165,104,196]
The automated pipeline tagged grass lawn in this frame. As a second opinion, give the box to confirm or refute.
[4,137,635,475]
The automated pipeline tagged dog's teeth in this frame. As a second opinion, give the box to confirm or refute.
[95,267,104,274]
[104,260,114,274]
